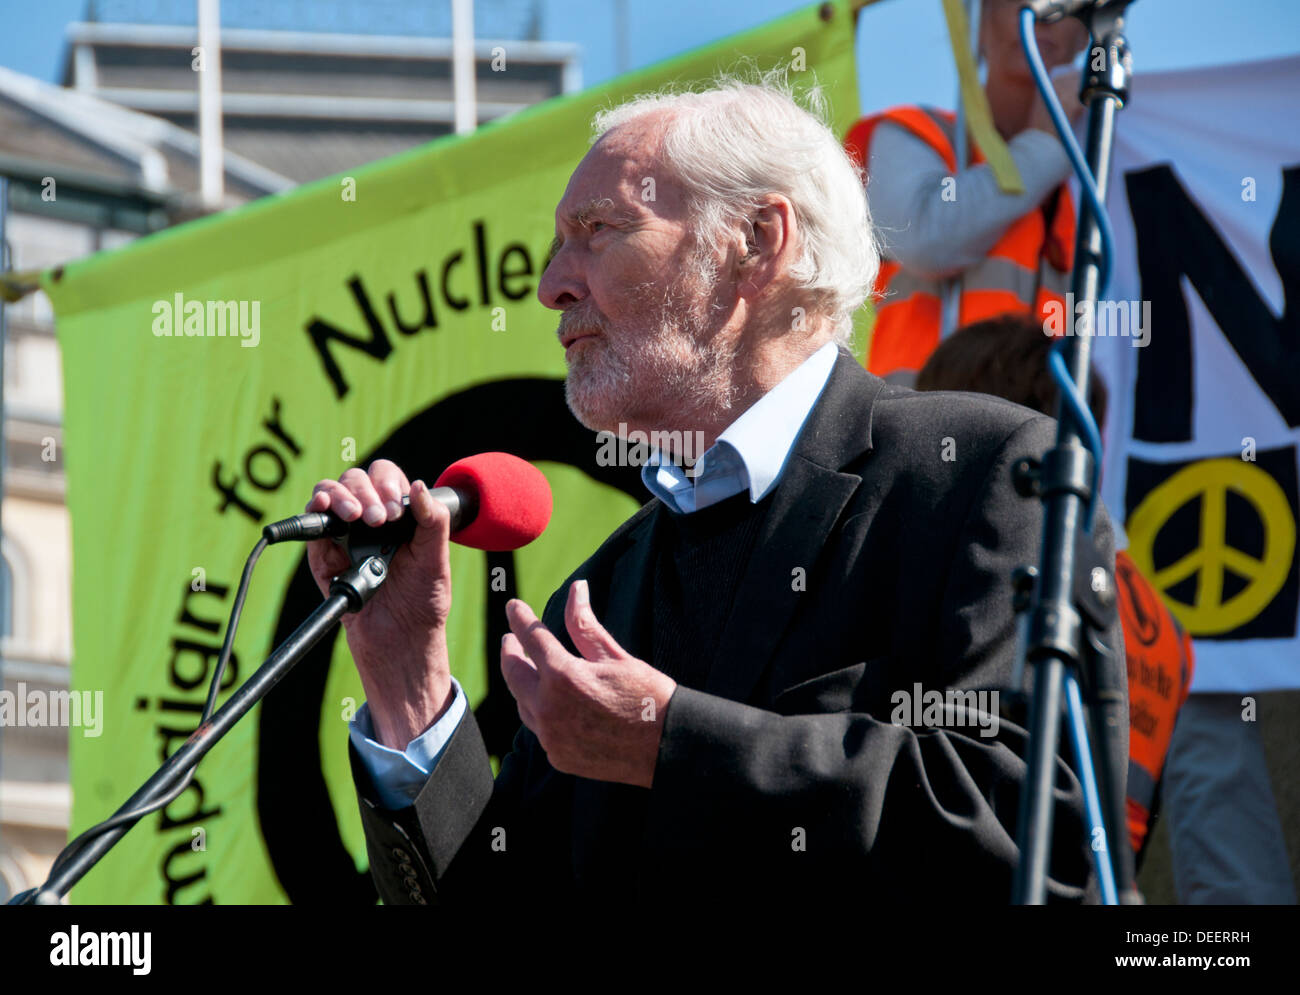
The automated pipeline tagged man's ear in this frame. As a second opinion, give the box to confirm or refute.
[736,197,794,298]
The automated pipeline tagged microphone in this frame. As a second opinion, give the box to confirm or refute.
[262,452,553,552]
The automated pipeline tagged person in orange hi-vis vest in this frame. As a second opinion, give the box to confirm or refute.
[916,313,1195,871]
[844,0,1089,382]
[1113,551,1195,862]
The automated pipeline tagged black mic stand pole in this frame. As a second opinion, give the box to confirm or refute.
[1011,0,1139,904]
[10,554,394,904]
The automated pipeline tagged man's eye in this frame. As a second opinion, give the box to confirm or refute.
[589,221,608,232]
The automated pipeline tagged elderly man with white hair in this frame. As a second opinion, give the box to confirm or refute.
[304,76,1126,906]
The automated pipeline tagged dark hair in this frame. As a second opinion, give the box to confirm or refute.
[914,313,1108,428]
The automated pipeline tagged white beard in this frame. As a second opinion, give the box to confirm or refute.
[560,250,739,435]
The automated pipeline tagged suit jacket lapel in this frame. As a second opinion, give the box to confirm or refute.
[705,352,886,703]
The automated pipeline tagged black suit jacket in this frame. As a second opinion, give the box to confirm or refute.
[348,351,1128,906]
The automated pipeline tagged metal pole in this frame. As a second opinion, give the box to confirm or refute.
[197,0,225,209]
[0,175,8,779]
[942,0,981,343]
[452,0,478,135]
[11,549,396,904]
[954,0,981,174]
[22,591,354,902]
[1012,1,1135,904]
[614,0,630,75]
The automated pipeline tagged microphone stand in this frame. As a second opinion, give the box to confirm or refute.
[9,550,397,905]
[1010,0,1140,904]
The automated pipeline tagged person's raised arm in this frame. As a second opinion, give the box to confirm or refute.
[304,460,456,748]
[865,74,1083,279]
[866,123,1071,279]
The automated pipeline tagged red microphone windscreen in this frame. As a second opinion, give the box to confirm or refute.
[434,452,552,551]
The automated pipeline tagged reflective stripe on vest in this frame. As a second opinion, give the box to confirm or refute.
[845,105,1077,376]
[885,256,1042,305]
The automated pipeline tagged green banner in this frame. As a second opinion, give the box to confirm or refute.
[48,2,861,903]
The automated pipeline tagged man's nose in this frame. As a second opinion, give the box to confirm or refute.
[538,247,587,311]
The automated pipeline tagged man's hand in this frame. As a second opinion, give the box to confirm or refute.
[1026,68,1084,136]
[304,460,455,750]
[500,580,677,789]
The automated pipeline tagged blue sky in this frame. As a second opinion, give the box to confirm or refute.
[1,0,1298,116]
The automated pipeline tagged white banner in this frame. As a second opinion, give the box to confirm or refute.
[1090,55,1300,692]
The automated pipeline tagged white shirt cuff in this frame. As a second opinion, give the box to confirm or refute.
[348,676,468,810]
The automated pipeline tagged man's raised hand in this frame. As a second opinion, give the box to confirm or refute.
[303,459,455,750]
[500,580,677,789]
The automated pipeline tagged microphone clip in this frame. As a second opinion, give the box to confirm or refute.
[333,497,418,569]
[328,554,393,613]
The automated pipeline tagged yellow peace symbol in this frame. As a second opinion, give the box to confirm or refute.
[1127,458,1296,636]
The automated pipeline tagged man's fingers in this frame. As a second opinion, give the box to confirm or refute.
[305,534,350,598]
[505,598,568,671]
[306,485,330,513]
[308,479,362,519]
[500,632,540,713]
[407,480,452,552]
[339,468,388,525]
[309,462,411,525]
[564,580,625,661]
[367,459,410,521]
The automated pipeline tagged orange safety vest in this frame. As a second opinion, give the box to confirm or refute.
[1115,550,1195,859]
[844,106,1077,376]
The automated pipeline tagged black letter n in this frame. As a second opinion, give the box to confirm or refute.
[305,276,393,399]
[1128,164,1300,442]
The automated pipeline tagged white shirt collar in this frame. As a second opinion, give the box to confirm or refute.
[716,340,839,502]
[641,341,840,512]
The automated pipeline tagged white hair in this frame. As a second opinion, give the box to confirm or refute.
[591,70,881,349]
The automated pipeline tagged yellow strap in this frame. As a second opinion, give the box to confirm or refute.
[940,0,1025,195]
